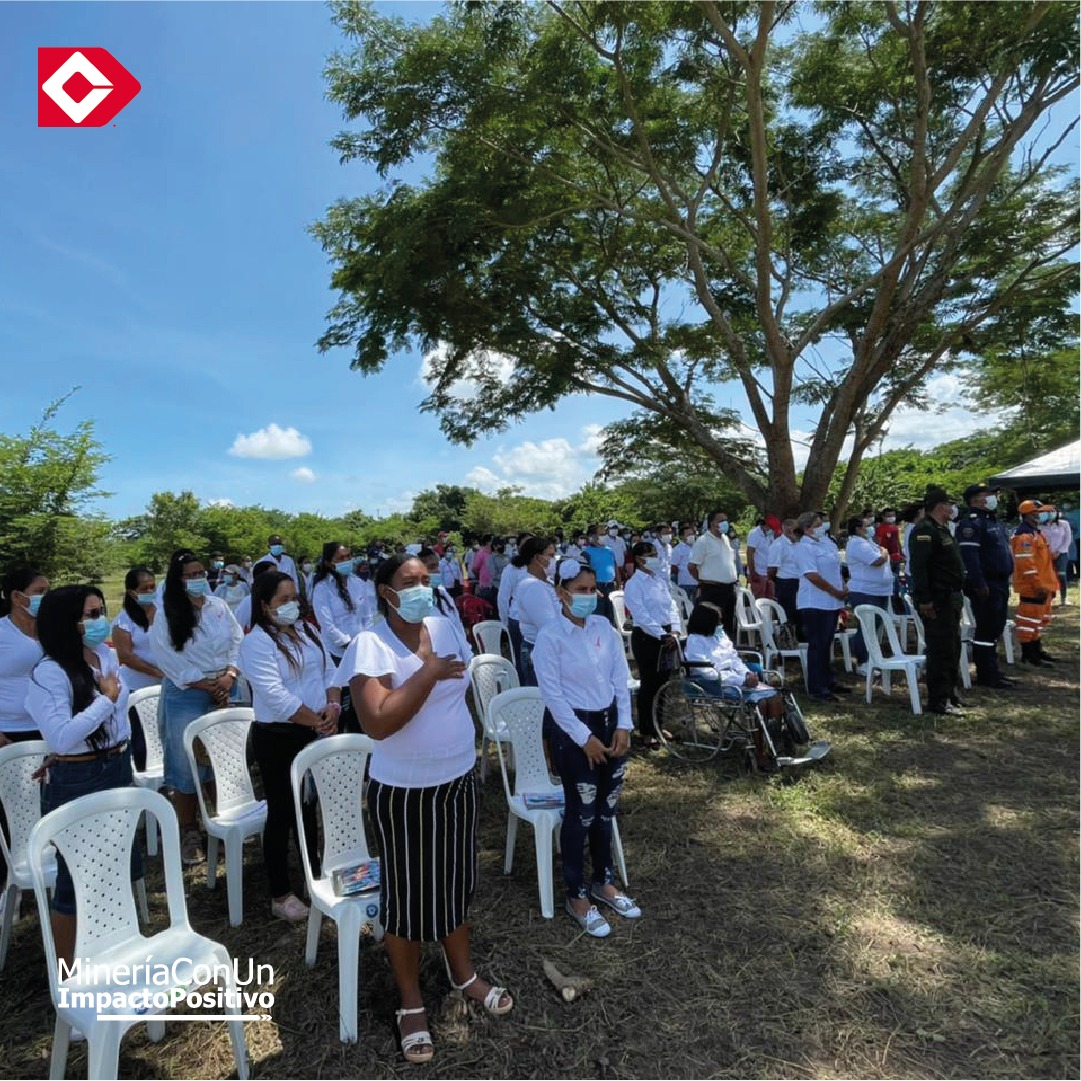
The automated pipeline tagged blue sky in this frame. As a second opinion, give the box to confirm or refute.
[1,3,1076,522]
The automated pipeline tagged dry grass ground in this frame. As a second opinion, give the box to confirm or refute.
[0,602,1077,1080]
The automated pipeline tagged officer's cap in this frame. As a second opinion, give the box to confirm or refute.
[963,483,998,503]
[924,485,952,511]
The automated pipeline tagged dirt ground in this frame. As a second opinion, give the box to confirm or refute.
[0,608,1077,1080]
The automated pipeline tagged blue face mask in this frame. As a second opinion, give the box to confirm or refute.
[135,593,156,607]
[716,521,729,534]
[390,585,434,623]
[185,578,210,597]
[568,593,597,618]
[25,593,44,617]
[82,616,111,647]
[269,545,283,557]
[333,559,355,576]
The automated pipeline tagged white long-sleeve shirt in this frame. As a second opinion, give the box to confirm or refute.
[623,568,680,639]
[497,563,527,625]
[149,595,243,688]
[238,624,336,725]
[311,575,374,655]
[532,614,633,746]
[0,615,45,734]
[515,575,563,644]
[26,645,130,755]
[257,550,299,587]
[683,631,751,687]
[1041,520,1072,557]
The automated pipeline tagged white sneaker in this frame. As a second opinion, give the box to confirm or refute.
[566,901,611,938]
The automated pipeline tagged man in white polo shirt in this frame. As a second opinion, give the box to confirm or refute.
[257,533,299,587]
[688,509,739,639]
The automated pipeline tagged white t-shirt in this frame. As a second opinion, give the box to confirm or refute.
[746,526,774,576]
[336,616,474,788]
[515,575,563,644]
[845,535,893,596]
[149,595,243,689]
[794,536,844,611]
[239,624,336,725]
[671,541,697,587]
[689,531,738,584]
[767,535,801,580]
[601,534,627,567]
[111,609,162,692]
[0,616,44,733]
[26,644,130,755]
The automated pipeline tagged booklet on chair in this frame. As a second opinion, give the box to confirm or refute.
[332,860,381,897]
[522,791,564,810]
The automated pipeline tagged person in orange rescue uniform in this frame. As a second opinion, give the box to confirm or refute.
[1010,499,1059,666]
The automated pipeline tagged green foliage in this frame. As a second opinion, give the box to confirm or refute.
[0,394,111,582]
[316,0,1079,516]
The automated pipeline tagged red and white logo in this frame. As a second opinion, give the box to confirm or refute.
[38,48,141,127]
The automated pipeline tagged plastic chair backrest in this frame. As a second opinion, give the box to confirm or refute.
[488,688,549,800]
[0,741,50,874]
[902,594,927,652]
[128,686,164,773]
[854,605,904,665]
[29,789,186,972]
[468,654,520,729]
[290,734,376,879]
[185,708,256,816]
[610,591,630,631]
[755,598,779,651]
[736,587,762,629]
[473,620,507,656]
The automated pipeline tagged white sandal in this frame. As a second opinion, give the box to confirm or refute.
[443,954,514,1015]
[395,1006,434,1064]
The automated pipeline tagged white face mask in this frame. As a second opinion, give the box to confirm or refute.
[984,494,998,512]
[884,516,896,524]
[273,600,300,626]
[813,524,829,539]
[545,557,557,578]
[949,505,959,521]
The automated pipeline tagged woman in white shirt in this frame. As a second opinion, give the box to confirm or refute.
[0,567,49,747]
[438,547,464,598]
[150,550,243,865]
[344,554,512,1064]
[111,566,165,772]
[420,548,472,658]
[682,602,783,721]
[511,536,561,686]
[28,584,140,966]
[533,559,640,939]
[623,540,680,747]
[212,564,250,613]
[497,533,534,671]
[239,571,339,924]
[842,516,893,669]
[793,512,848,703]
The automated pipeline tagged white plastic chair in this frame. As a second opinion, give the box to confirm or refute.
[468,654,519,782]
[0,741,57,970]
[755,598,809,690]
[490,688,627,918]
[668,583,692,635]
[608,591,634,658]
[290,734,383,1044]
[833,626,858,672]
[27,787,249,1081]
[128,686,166,856]
[183,708,267,927]
[472,620,510,658]
[734,587,763,649]
[854,605,925,714]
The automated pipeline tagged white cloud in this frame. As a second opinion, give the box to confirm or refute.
[291,466,317,483]
[464,426,601,500]
[372,491,417,517]
[206,497,234,508]
[881,374,1015,450]
[417,342,515,400]
[228,423,312,459]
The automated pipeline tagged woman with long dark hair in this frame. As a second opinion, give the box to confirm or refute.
[344,554,512,1064]
[239,571,339,923]
[149,549,243,864]
[496,532,535,668]
[510,536,561,686]
[0,567,49,747]
[419,547,472,658]
[27,584,141,966]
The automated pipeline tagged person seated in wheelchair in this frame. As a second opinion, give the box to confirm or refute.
[682,603,784,725]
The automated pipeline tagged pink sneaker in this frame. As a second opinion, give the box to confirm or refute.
[271,894,309,923]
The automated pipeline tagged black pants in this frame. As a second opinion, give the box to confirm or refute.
[596,581,617,626]
[965,580,1009,683]
[331,655,360,734]
[924,594,962,708]
[250,722,320,900]
[697,581,737,641]
[630,627,669,736]
[547,705,626,901]
[800,607,839,698]
[774,578,801,638]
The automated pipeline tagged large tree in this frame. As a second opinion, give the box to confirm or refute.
[315,0,1078,516]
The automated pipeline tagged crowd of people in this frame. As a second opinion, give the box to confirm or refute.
[0,483,1074,1063]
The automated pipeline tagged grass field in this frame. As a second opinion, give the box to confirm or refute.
[0,600,1077,1079]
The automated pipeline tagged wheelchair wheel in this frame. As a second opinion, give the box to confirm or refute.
[780,692,811,745]
[653,678,726,762]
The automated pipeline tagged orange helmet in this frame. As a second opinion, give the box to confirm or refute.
[1018,499,1044,515]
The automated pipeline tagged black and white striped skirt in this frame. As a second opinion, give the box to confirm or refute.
[367,770,478,942]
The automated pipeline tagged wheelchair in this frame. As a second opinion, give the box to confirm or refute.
[651,642,830,771]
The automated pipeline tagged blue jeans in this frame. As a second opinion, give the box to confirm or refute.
[846,592,890,664]
[160,679,215,794]
[517,638,538,687]
[547,705,625,901]
[800,607,840,698]
[41,752,142,915]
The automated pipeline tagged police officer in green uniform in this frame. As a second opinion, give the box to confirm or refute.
[908,485,966,715]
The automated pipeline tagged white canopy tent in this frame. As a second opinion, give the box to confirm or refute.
[988,439,1081,495]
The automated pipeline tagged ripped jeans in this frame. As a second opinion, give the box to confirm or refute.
[546,703,626,901]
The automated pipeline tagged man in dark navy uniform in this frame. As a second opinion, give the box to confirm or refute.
[957,484,1017,689]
